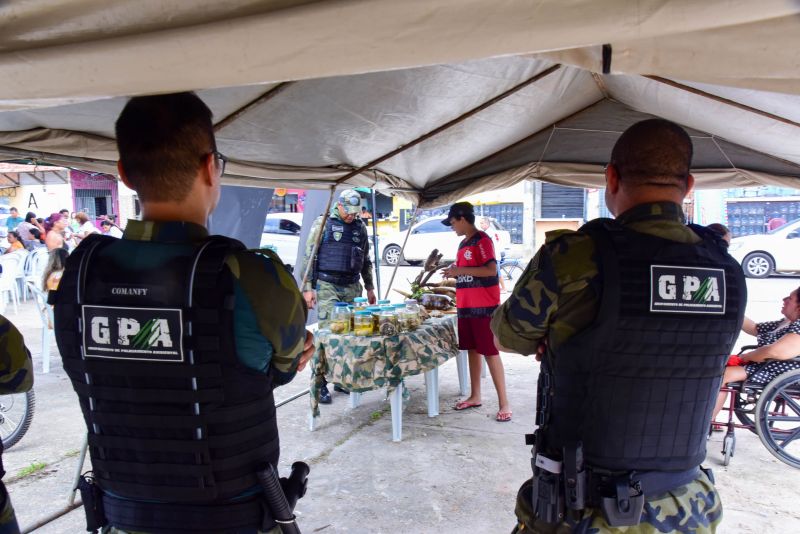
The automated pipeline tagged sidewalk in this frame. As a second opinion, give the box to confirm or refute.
[4,293,800,533]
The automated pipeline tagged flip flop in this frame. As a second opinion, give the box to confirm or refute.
[454,400,482,411]
[496,411,513,422]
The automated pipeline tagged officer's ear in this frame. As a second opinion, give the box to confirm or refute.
[117,161,135,190]
[201,153,218,188]
[684,174,695,196]
[605,163,621,194]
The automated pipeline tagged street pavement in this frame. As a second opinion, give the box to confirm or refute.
[4,272,800,533]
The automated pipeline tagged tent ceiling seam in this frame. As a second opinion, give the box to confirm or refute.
[710,135,739,172]
[213,82,293,132]
[421,97,606,195]
[334,64,562,186]
[645,75,800,130]
[536,126,557,170]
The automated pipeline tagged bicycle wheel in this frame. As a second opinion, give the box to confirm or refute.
[501,264,524,286]
[0,389,35,449]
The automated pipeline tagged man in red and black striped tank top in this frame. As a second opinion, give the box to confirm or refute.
[442,202,512,422]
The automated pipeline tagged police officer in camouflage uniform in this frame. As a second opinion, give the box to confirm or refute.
[301,189,376,403]
[0,314,33,534]
[52,92,314,534]
[492,119,745,533]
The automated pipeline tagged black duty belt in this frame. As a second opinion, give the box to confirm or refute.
[317,271,359,286]
[587,465,700,503]
[102,493,275,533]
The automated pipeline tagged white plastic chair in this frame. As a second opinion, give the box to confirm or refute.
[0,254,22,314]
[23,248,50,300]
[12,249,29,300]
[28,281,56,373]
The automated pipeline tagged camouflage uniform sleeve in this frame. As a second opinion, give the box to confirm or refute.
[299,215,324,292]
[360,220,375,291]
[0,315,33,395]
[491,244,560,355]
[227,250,308,385]
[491,230,599,355]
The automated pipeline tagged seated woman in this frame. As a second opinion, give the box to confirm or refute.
[713,286,800,420]
[3,231,23,254]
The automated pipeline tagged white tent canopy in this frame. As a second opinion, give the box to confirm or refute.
[0,1,798,206]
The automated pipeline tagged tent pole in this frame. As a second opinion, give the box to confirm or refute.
[300,187,337,292]
[383,207,419,300]
[370,188,381,298]
[334,65,562,187]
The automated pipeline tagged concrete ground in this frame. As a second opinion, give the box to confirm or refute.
[5,269,800,533]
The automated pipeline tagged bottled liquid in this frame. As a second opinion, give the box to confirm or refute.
[354,311,374,337]
[366,306,383,334]
[330,302,352,335]
[399,299,421,332]
[379,308,398,336]
[352,297,368,311]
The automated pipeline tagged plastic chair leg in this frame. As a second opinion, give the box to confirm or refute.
[456,350,469,396]
[425,367,439,417]
[41,326,51,374]
[390,384,403,442]
[349,391,362,409]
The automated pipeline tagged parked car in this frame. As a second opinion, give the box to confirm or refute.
[379,216,511,266]
[728,217,800,278]
[260,212,303,269]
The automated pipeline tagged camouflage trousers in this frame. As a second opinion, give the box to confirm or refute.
[511,470,722,533]
[316,280,363,328]
[0,482,20,534]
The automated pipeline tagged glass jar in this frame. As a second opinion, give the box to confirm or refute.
[353,311,374,337]
[402,299,421,331]
[378,299,391,306]
[352,297,368,311]
[378,308,398,336]
[366,306,382,333]
[330,302,352,335]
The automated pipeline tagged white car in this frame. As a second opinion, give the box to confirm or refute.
[379,216,511,266]
[728,217,800,278]
[260,212,303,269]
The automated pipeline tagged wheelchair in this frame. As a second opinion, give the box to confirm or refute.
[714,345,800,469]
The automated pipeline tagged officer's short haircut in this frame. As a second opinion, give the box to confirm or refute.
[610,119,693,189]
[116,92,215,202]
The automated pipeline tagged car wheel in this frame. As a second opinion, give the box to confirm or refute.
[742,252,774,278]
[382,245,403,266]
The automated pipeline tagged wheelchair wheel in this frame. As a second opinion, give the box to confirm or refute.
[733,386,759,432]
[755,369,800,469]
[722,433,735,466]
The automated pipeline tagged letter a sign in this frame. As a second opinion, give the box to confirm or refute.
[650,265,726,314]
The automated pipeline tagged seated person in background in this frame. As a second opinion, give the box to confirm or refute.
[713,286,800,421]
[44,213,69,251]
[73,211,99,243]
[100,219,124,238]
[3,231,23,254]
[706,222,731,245]
[42,244,69,291]
[16,211,43,242]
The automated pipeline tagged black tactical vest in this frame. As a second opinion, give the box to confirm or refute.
[52,234,281,506]
[316,216,366,278]
[542,219,745,472]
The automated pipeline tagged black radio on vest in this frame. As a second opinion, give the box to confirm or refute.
[315,217,367,285]
[51,234,302,533]
[530,220,745,527]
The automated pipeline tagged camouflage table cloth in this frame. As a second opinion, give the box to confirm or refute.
[310,316,458,417]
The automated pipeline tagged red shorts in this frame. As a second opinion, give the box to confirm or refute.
[457,316,499,356]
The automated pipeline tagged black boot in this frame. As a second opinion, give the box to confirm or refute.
[319,384,332,404]
[333,384,350,395]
